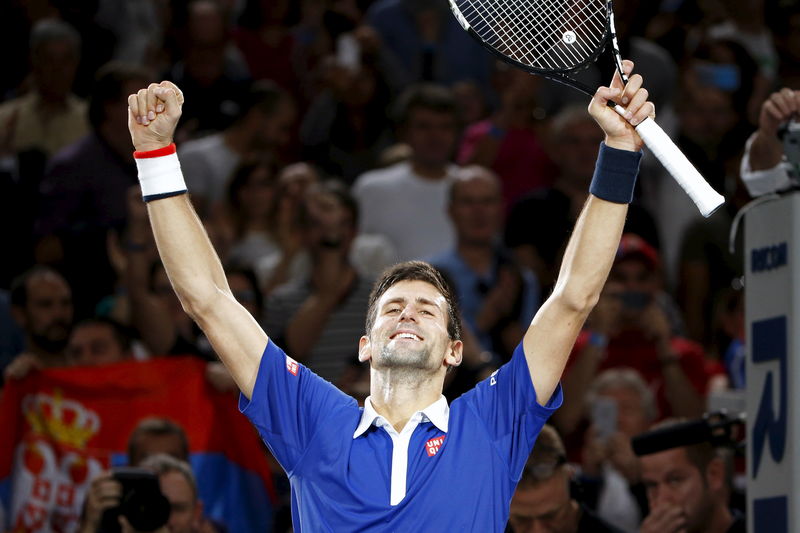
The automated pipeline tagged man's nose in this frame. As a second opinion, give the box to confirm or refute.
[399,306,417,321]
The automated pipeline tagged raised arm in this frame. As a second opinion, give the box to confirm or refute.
[523,61,653,405]
[128,82,266,399]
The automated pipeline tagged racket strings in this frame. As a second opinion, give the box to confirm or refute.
[456,0,608,71]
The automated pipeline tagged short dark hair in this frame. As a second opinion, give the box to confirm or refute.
[73,317,133,353]
[89,61,153,129]
[139,453,198,501]
[313,179,360,229]
[10,266,67,308]
[127,417,190,466]
[238,80,290,122]
[649,418,716,475]
[365,261,462,341]
[393,83,458,128]
[519,425,568,487]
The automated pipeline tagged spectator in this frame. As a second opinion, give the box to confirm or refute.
[264,180,373,382]
[220,156,282,270]
[127,417,190,467]
[554,234,712,438]
[0,19,88,159]
[34,62,153,319]
[178,81,295,217]
[506,106,659,293]
[300,57,394,182]
[4,266,73,381]
[353,83,459,260]
[458,70,556,209]
[170,0,251,137]
[579,368,655,532]
[740,87,800,197]
[365,0,493,95]
[430,166,539,361]
[507,425,622,533]
[639,420,745,533]
[66,317,133,367]
[0,290,25,381]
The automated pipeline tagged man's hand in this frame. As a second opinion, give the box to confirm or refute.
[758,87,800,137]
[640,504,687,533]
[588,60,655,152]
[3,353,42,381]
[80,472,122,533]
[127,81,184,152]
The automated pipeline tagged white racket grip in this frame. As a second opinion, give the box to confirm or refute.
[634,118,725,217]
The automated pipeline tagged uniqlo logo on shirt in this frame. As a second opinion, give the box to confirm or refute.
[286,357,299,376]
[425,435,445,457]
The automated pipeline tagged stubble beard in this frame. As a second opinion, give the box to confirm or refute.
[374,342,439,382]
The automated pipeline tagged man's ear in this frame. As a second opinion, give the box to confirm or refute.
[445,340,463,368]
[358,336,372,363]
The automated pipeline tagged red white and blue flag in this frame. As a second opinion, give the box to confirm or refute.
[0,357,276,532]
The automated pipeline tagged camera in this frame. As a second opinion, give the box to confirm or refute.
[617,290,651,310]
[782,120,800,183]
[98,468,170,533]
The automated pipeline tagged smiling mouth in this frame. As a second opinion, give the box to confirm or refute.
[390,332,423,341]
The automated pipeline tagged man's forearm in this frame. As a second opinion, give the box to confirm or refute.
[748,130,784,171]
[147,195,231,314]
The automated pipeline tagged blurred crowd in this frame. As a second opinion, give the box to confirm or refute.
[0,0,798,531]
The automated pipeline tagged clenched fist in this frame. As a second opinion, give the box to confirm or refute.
[127,81,184,152]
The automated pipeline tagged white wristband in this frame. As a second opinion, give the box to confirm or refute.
[133,144,188,201]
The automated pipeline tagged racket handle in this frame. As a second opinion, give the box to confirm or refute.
[611,107,724,217]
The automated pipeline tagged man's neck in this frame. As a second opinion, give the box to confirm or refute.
[368,369,444,432]
[457,241,494,275]
[27,344,66,368]
[223,125,252,155]
[411,160,449,181]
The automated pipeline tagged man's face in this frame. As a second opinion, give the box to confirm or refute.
[361,280,459,372]
[449,172,502,246]
[508,470,578,533]
[20,273,73,353]
[256,99,296,149]
[66,323,127,366]
[159,471,200,533]
[608,258,658,319]
[33,39,79,100]
[305,190,354,251]
[641,448,715,533]
[597,386,649,438]
[402,108,458,169]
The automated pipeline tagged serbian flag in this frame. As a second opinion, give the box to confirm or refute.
[0,357,276,532]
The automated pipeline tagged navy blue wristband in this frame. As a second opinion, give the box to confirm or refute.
[143,190,188,203]
[589,142,642,204]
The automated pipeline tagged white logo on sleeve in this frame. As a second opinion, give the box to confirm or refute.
[490,369,499,386]
[286,356,299,376]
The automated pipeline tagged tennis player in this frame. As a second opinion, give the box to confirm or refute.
[127,60,653,531]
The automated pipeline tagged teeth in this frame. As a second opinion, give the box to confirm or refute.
[396,333,420,340]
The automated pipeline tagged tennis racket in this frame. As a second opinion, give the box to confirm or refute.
[448,0,725,217]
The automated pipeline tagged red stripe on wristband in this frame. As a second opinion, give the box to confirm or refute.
[133,143,177,159]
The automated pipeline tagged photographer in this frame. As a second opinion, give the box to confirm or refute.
[740,87,800,197]
[553,235,713,438]
[639,420,745,533]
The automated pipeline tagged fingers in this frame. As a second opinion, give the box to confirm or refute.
[610,59,633,94]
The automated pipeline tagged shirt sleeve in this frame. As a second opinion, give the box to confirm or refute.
[461,343,563,480]
[740,132,792,197]
[238,340,356,475]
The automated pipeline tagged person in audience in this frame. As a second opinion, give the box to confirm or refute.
[639,420,745,533]
[0,19,88,159]
[507,425,623,533]
[34,62,153,319]
[352,83,459,260]
[178,81,295,217]
[553,234,713,438]
[264,180,373,382]
[66,317,133,367]
[506,106,660,294]
[430,165,539,362]
[5,266,73,381]
[578,368,655,532]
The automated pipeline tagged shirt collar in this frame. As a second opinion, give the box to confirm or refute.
[352,395,450,438]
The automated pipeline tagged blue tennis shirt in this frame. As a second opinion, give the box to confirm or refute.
[239,340,562,532]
